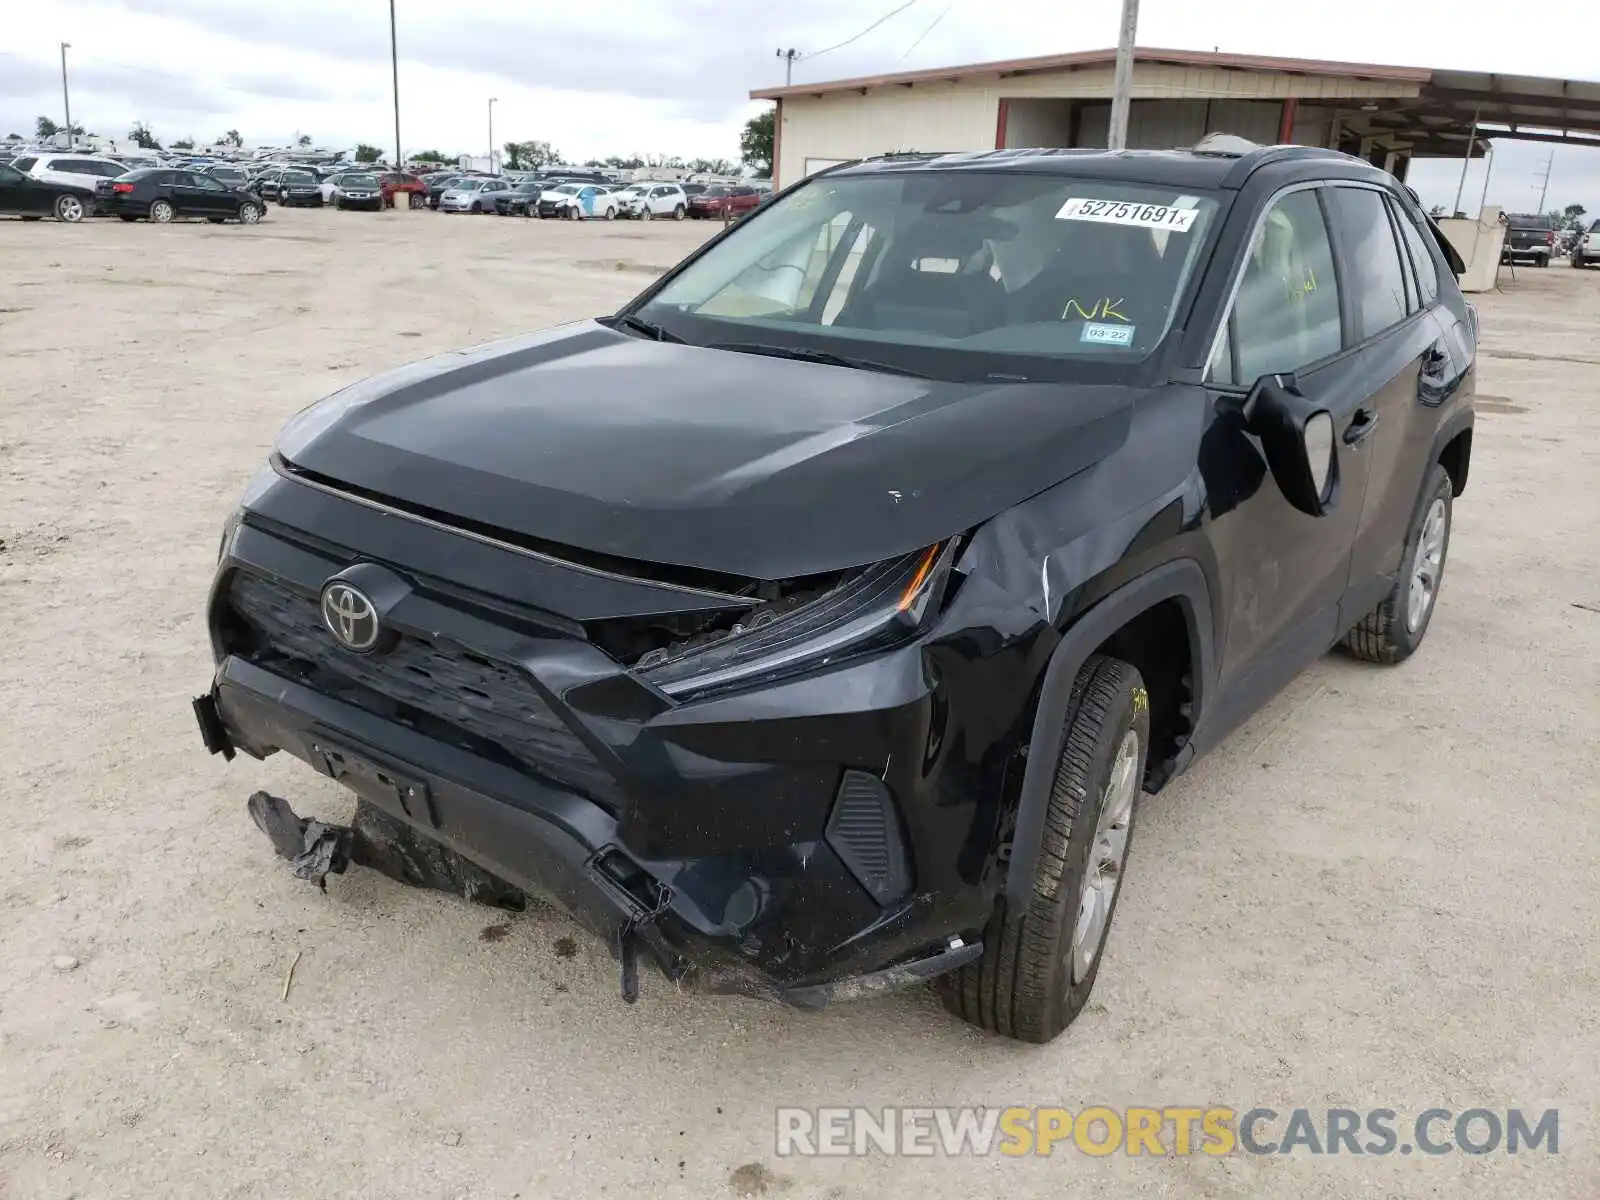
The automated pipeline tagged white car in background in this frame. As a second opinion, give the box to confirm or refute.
[19,153,131,192]
[1571,219,1600,269]
[535,182,616,219]
[617,182,688,221]
[319,172,359,204]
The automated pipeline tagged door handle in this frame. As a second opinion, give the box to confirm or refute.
[1343,408,1379,446]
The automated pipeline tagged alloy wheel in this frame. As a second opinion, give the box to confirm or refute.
[1069,729,1139,984]
[1406,498,1448,633]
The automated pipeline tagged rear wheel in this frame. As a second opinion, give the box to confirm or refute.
[54,194,85,222]
[1345,465,1453,664]
[150,199,175,223]
[939,655,1149,1042]
[409,193,427,209]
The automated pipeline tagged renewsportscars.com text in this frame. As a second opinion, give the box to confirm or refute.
[775,1106,1559,1157]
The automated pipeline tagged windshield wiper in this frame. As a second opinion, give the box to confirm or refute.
[706,341,930,379]
[613,313,682,343]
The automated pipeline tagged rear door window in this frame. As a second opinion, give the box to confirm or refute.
[1324,187,1411,340]
[1391,203,1440,308]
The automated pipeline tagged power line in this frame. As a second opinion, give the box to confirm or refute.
[805,0,922,63]
[899,2,956,62]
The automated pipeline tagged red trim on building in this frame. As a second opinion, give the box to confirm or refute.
[1278,97,1299,143]
[771,98,783,188]
[995,99,1010,149]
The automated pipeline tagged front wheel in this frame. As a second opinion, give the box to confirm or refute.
[409,193,427,209]
[939,656,1149,1042]
[566,205,580,221]
[54,194,85,223]
[238,202,261,225]
[673,204,686,220]
[150,199,176,223]
[1345,465,1454,664]
[604,206,615,220]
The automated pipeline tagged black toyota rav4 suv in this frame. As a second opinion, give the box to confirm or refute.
[196,142,1475,1042]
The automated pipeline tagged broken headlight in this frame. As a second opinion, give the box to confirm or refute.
[638,541,959,699]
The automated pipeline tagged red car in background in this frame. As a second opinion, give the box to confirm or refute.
[687,184,762,220]
[380,172,429,209]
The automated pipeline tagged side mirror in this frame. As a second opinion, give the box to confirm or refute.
[1243,373,1339,517]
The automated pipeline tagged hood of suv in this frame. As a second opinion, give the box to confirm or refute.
[275,322,1135,580]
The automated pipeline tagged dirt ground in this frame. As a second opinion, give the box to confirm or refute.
[1,207,1597,1199]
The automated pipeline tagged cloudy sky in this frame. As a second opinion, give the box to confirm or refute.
[3,0,1596,210]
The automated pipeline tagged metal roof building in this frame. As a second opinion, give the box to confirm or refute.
[752,47,1600,188]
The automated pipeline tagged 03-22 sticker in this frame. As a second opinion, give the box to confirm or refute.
[1056,197,1199,231]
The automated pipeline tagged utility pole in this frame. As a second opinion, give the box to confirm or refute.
[60,42,73,149]
[1476,140,1496,215]
[488,97,497,173]
[389,0,402,169]
[1106,0,1139,151]
[1534,149,1554,214]
[776,48,801,86]
[1451,108,1479,216]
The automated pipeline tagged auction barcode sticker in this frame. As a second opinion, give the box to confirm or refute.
[1056,198,1199,231]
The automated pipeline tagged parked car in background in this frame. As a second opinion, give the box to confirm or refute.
[678,182,709,199]
[379,172,428,209]
[197,164,257,193]
[275,169,324,208]
[318,171,358,204]
[1501,212,1554,266]
[617,182,688,221]
[1571,219,1600,268]
[95,168,264,224]
[494,179,547,216]
[331,173,383,211]
[0,160,95,221]
[438,178,510,213]
[24,154,132,193]
[686,185,761,219]
[252,168,295,201]
[537,182,615,219]
[424,174,473,209]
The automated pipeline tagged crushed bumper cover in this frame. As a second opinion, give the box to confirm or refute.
[196,663,983,1007]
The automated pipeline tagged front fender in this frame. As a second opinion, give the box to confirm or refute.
[1003,559,1215,907]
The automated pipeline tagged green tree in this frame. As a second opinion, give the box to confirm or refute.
[740,108,774,176]
[129,121,161,150]
[411,149,447,164]
[172,137,195,150]
[221,129,243,148]
[354,143,384,163]
[504,140,559,170]
[36,116,61,138]
[297,134,312,147]
[604,154,645,170]
[1560,202,1587,228]
[689,157,736,176]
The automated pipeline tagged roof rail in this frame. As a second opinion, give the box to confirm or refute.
[1219,144,1363,188]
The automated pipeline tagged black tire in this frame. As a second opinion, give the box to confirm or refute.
[674,204,686,220]
[409,193,427,210]
[1345,464,1453,665]
[238,202,261,225]
[938,655,1149,1042]
[150,199,176,223]
[566,204,580,221]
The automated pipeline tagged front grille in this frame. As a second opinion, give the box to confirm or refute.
[226,572,623,811]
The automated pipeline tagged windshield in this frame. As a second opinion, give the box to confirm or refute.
[284,171,314,183]
[343,175,378,187]
[633,170,1220,380]
[552,184,581,195]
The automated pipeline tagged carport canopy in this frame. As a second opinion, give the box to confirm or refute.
[1368,69,1600,155]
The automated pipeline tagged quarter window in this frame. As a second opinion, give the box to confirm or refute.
[1324,188,1409,338]
[1214,188,1342,385]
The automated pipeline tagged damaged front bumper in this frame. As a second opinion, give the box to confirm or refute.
[195,655,984,1008]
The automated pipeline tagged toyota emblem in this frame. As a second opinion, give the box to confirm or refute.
[320,581,381,652]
